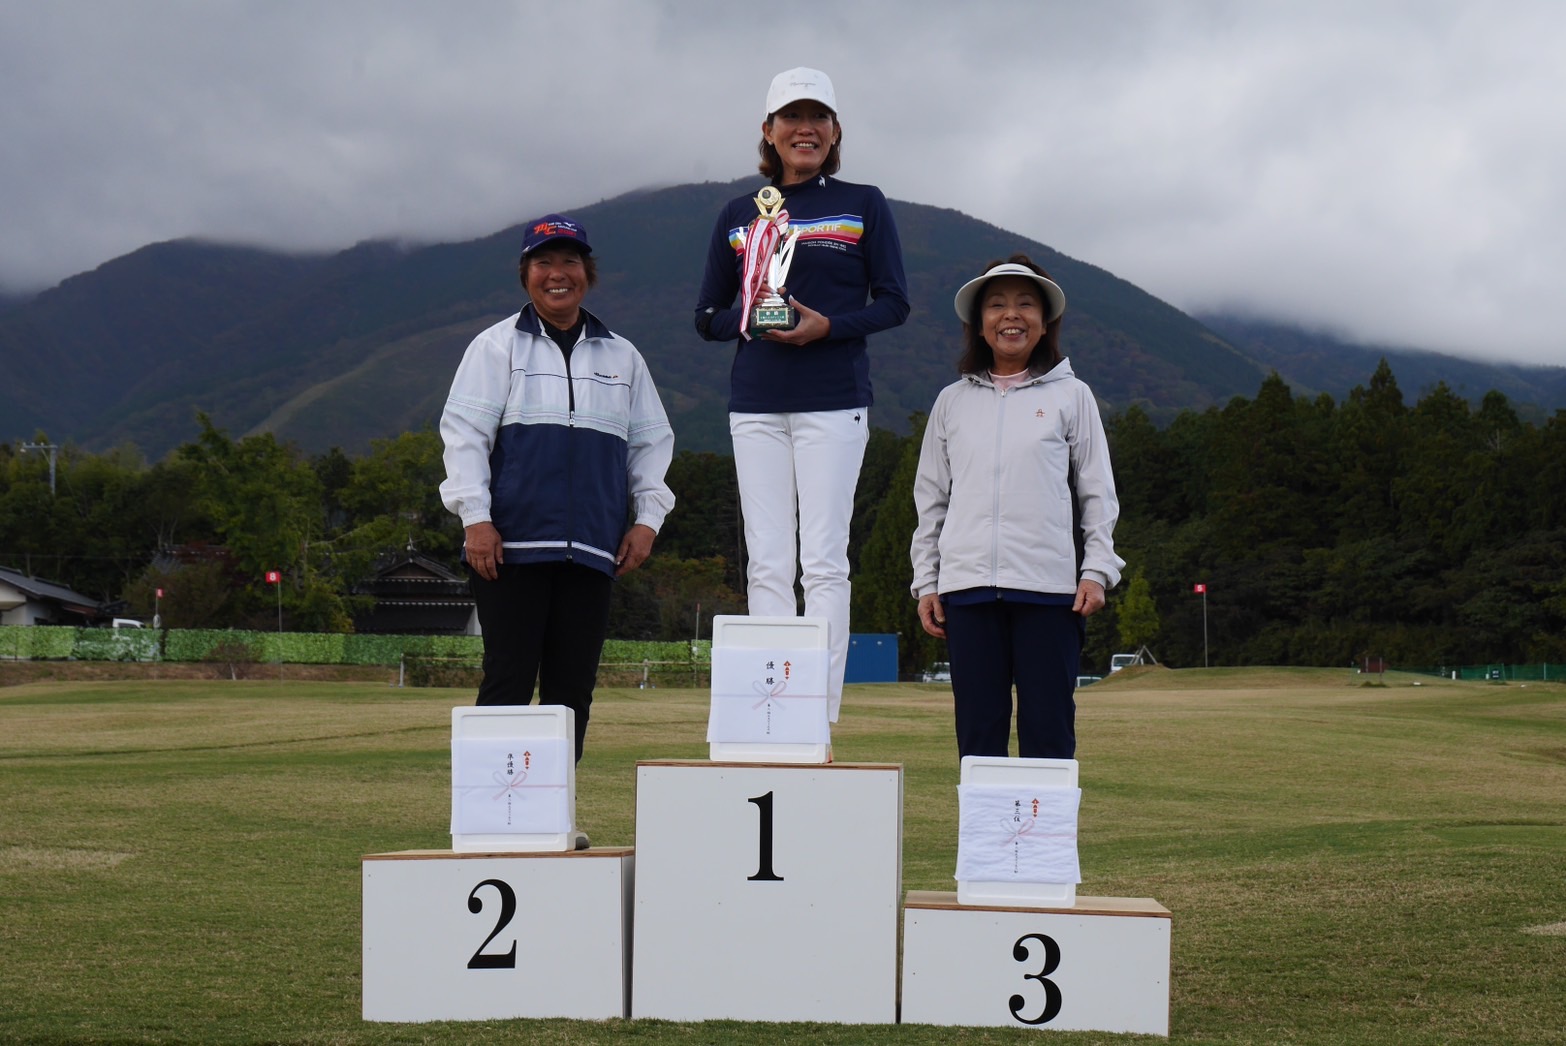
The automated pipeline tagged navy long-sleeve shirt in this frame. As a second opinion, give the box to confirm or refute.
[695,175,910,413]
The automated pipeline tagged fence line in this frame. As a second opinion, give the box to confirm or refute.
[1402,663,1563,682]
[0,624,710,671]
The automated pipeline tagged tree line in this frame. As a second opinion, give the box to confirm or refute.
[4,360,1564,676]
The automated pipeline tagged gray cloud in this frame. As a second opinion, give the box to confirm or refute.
[1,0,1560,364]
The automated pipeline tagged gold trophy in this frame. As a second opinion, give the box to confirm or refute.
[745,186,801,337]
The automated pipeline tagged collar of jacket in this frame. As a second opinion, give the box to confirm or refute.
[775,174,832,200]
[961,357,1072,389]
[516,301,613,341]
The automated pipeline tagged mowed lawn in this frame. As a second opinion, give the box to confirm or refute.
[2,668,1564,1045]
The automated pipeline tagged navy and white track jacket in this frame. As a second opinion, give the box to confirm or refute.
[439,303,675,577]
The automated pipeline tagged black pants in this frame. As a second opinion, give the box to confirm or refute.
[467,561,613,762]
[943,599,1084,760]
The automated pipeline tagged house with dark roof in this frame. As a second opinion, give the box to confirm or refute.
[351,555,478,635]
[0,566,106,626]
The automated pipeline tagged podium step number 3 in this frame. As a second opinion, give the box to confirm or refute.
[901,892,1171,1036]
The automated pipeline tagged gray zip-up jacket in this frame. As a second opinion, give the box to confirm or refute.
[910,359,1124,599]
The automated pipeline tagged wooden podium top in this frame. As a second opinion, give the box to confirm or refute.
[637,760,901,771]
[904,890,1170,918]
[363,847,634,861]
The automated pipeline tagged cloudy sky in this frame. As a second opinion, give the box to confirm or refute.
[2,1,1561,365]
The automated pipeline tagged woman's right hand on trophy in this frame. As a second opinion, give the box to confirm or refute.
[761,286,831,345]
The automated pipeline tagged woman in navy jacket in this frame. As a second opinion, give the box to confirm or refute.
[442,214,675,768]
[694,67,909,719]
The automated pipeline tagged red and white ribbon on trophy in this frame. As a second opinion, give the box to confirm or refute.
[739,206,788,341]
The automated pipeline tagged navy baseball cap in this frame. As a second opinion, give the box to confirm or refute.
[520,213,591,257]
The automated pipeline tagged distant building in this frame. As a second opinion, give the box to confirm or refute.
[351,555,478,635]
[0,566,106,626]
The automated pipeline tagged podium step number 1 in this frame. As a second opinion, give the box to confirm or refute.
[631,761,902,1023]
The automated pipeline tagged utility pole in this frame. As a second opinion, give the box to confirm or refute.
[20,441,60,495]
[1193,583,1209,668]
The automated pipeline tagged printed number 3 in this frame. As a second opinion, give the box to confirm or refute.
[467,878,518,969]
[1009,932,1062,1025]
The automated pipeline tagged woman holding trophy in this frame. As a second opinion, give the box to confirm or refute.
[694,67,910,720]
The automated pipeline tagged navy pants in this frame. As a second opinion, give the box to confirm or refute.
[467,561,613,762]
[943,598,1084,760]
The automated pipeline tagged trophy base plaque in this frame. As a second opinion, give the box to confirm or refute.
[748,301,798,337]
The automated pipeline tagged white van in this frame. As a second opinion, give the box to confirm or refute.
[1109,653,1139,672]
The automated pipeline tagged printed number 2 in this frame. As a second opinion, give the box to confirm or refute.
[1009,932,1063,1025]
[747,791,783,881]
[466,878,518,969]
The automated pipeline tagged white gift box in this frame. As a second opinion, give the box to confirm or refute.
[451,736,570,835]
[450,706,576,852]
[956,784,1081,884]
[956,756,1080,907]
[706,645,830,744]
[706,615,833,762]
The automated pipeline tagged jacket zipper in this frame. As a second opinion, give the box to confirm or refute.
[564,335,576,562]
[990,382,1005,589]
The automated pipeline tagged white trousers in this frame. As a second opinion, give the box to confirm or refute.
[729,408,869,721]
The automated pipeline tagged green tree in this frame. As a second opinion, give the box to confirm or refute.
[852,417,936,678]
[329,429,457,583]
[174,415,350,630]
[609,555,746,641]
[122,558,237,629]
[657,451,743,592]
[1115,567,1161,653]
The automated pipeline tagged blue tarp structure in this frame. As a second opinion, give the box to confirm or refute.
[845,633,898,683]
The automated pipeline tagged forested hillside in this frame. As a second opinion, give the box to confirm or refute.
[0,179,1273,458]
[4,361,1561,676]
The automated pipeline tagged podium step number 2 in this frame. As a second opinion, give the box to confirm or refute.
[362,849,634,1022]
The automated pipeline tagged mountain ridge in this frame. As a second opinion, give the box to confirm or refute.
[3,178,1562,457]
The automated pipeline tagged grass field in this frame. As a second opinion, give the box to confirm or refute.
[2,667,1564,1045]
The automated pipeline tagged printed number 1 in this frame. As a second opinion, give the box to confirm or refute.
[1009,932,1063,1025]
[747,791,783,881]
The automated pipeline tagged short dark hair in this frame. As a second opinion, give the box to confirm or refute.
[757,117,843,180]
[519,242,597,290]
[956,253,1064,376]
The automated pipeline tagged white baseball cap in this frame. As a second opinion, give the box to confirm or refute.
[953,263,1067,323]
[766,67,837,118]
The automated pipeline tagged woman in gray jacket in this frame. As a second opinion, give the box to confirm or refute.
[910,255,1124,760]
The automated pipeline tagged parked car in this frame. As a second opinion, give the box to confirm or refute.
[921,661,952,683]
[1076,675,1103,688]
[1109,653,1139,672]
